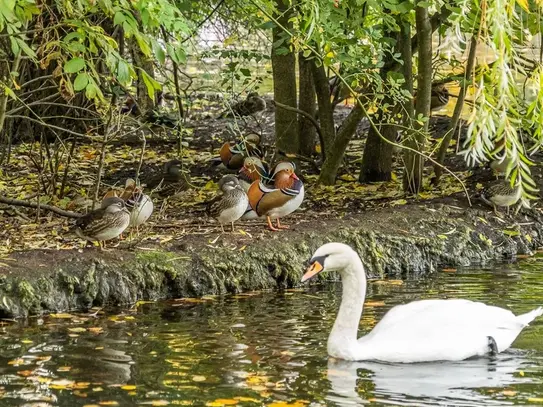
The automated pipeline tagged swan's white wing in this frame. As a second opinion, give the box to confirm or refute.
[359,299,527,363]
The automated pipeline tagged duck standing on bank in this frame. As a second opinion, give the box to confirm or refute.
[207,175,249,232]
[302,242,542,362]
[247,162,304,231]
[480,180,522,215]
[144,159,188,198]
[104,179,154,231]
[73,197,130,250]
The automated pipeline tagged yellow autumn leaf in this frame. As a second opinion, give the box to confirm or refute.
[68,327,87,333]
[192,375,206,382]
[121,385,136,391]
[502,390,517,396]
[528,398,543,403]
[212,400,238,406]
[50,313,75,319]
[98,402,119,406]
[364,301,385,307]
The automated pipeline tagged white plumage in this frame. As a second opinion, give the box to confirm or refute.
[302,242,542,363]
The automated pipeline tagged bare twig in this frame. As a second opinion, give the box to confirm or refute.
[0,195,82,218]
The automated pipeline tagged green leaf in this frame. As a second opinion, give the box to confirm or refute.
[64,57,86,74]
[140,69,161,100]
[85,81,97,99]
[113,11,125,26]
[152,40,165,65]
[4,85,16,100]
[73,72,89,91]
[116,60,130,85]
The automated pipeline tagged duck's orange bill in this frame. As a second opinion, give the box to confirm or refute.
[301,261,323,283]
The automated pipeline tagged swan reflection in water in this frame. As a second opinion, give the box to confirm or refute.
[326,352,535,406]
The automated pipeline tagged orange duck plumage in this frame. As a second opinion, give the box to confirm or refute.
[247,162,304,231]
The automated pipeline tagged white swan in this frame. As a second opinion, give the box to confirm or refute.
[301,242,543,363]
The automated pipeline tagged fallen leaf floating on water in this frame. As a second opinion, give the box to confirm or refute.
[502,390,517,397]
[192,375,206,382]
[371,280,404,285]
[364,301,385,307]
[442,268,457,273]
[120,385,136,391]
[50,313,75,319]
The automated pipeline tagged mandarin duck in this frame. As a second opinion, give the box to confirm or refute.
[206,175,249,232]
[120,95,140,115]
[145,159,188,198]
[219,92,266,119]
[73,197,130,249]
[246,162,304,231]
[104,179,154,229]
[414,83,450,112]
[238,156,270,192]
[480,180,521,215]
[216,133,263,170]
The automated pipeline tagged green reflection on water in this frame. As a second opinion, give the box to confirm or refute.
[0,260,542,407]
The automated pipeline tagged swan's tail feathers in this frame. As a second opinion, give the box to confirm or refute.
[517,307,543,326]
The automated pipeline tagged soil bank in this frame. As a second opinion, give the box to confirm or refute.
[0,202,541,318]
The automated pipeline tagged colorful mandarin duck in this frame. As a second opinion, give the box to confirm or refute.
[246,162,304,231]
[218,134,262,170]
[238,156,270,192]
[206,175,249,233]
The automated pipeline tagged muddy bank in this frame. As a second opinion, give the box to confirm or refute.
[0,202,541,318]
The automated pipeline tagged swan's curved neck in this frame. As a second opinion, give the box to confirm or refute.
[328,255,367,359]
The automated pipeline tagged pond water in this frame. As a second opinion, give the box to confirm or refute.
[1,259,543,407]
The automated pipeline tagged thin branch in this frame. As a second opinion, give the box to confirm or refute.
[273,100,325,160]
[180,0,227,44]
[0,195,82,218]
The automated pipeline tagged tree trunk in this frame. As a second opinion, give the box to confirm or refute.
[403,5,432,194]
[359,112,398,183]
[271,0,298,153]
[311,61,336,156]
[297,54,316,156]
[318,104,364,185]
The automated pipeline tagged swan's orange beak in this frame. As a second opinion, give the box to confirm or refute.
[301,260,323,283]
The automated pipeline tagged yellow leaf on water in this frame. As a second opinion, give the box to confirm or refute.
[68,327,87,333]
[98,402,119,406]
[372,280,403,285]
[213,399,238,405]
[50,313,75,319]
[205,403,223,407]
[364,301,385,307]
[502,390,517,396]
[192,375,206,382]
[121,385,136,391]
[528,398,543,403]
[20,339,33,344]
